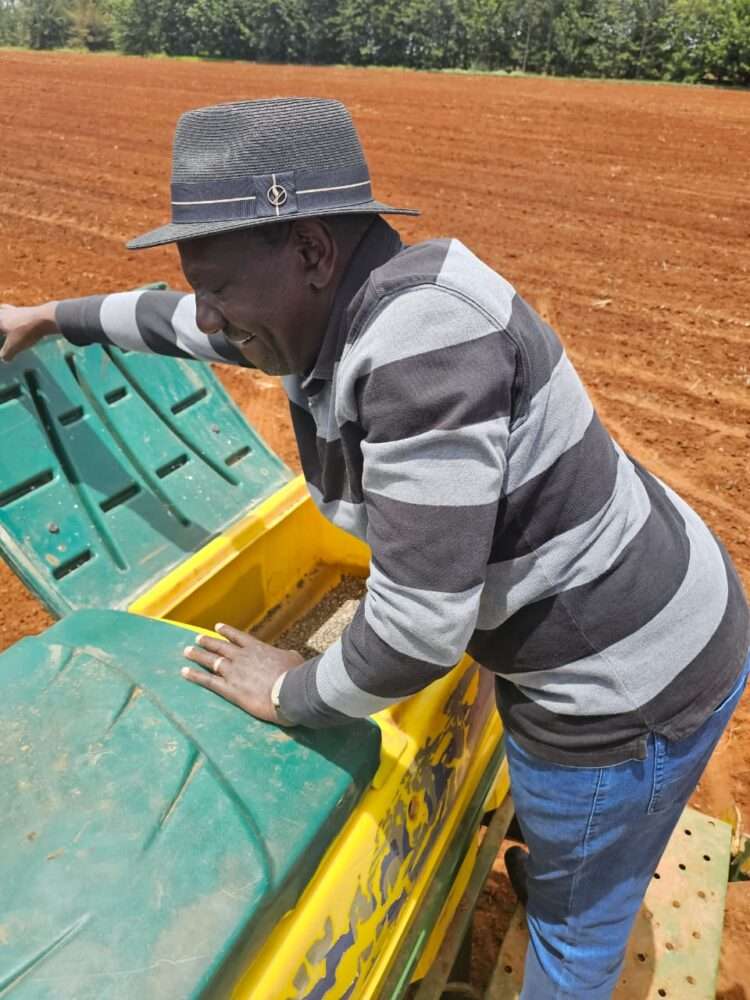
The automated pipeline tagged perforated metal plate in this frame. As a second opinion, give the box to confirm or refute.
[486,807,732,1000]
[0,337,290,615]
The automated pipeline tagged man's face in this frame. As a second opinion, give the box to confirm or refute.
[178,226,324,376]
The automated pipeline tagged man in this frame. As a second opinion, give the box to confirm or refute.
[1,97,748,999]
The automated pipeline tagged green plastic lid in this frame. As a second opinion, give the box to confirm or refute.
[0,610,381,998]
[0,337,290,616]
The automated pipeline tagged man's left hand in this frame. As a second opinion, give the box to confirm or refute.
[181,623,303,723]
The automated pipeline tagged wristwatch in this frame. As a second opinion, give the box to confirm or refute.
[270,672,294,727]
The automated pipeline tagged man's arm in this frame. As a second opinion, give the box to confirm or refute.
[0,300,59,361]
[277,288,517,727]
[0,291,251,366]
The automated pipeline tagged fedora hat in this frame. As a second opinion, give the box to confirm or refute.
[127,97,419,250]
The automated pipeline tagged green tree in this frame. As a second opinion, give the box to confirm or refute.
[335,0,404,66]
[68,0,112,48]
[304,0,342,63]
[109,0,162,53]
[630,0,669,77]
[234,0,308,62]
[0,0,24,44]
[663,0,750,82]
[2,0,746,88]
[550,0,595,74]
[22,0,69,47]
[586,0,640,77]
[181,0,251,58]
[516,0,549,72]
[464,0,517,70]
[722,0,750,83]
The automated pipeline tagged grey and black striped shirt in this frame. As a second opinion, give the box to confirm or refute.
[58,218,749,765]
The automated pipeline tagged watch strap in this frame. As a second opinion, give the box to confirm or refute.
[270,671,294,727]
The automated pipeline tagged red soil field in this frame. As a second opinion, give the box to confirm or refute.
[1,50,748,995]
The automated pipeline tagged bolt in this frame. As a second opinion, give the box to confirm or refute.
[47,522,59,534]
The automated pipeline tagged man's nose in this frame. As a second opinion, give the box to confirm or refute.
[195,295,225,336]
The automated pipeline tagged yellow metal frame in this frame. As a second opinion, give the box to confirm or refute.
[127,476,508,998]
[129,477,368,632]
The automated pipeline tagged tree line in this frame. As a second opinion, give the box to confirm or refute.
[1,0,748,85]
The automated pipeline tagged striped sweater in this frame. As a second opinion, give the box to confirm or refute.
[58,218,749,765]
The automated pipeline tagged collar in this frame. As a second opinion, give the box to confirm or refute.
[301,216,404,391]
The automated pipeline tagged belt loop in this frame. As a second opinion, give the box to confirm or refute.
[647,733,666,814]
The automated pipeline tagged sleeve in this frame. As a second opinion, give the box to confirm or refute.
[278,286,517,727]
[55,290,252,367]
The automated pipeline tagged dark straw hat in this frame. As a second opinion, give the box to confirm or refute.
[127,97,419,250]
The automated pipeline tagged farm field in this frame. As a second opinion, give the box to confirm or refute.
[0,49,748,996]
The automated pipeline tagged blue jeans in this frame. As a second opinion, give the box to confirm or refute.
[505,652,750,1000]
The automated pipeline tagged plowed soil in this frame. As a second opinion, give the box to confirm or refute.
[1,50,748,995]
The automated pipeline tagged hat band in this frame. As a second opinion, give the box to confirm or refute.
[171,165,372,224]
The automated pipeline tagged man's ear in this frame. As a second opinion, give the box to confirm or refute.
[292,219,337,290]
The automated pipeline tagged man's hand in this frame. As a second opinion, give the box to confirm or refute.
[181,622,303,724]
[0,302,60,362]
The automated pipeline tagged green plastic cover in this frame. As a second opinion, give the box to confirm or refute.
[0,610,381,999]
[0,336,290,616]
